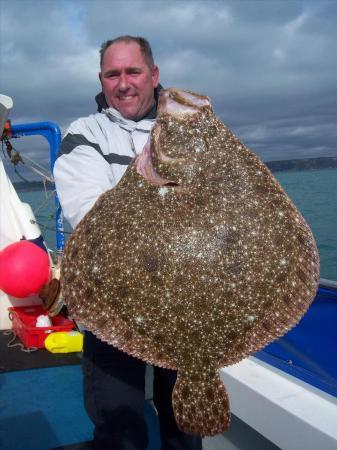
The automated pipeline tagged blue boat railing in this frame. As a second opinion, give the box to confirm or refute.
[10,121,65,253]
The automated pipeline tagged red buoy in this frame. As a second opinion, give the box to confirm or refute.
[0,240,51,298]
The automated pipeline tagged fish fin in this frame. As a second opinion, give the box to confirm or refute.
[172,371,230,437]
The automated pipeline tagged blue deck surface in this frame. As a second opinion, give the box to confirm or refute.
[0,365,161,450]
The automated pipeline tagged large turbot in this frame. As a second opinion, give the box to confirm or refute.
[61,88,319,436]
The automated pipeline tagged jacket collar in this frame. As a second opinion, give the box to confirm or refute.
[102,106,155,133]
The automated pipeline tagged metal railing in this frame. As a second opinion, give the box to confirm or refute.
[10,121,64,253]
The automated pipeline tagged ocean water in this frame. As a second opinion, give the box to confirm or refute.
[274,169,337,281]
[18,168,337,282]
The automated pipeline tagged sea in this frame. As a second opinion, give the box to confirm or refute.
[17,168,337,282]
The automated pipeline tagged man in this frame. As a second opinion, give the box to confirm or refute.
[54,36,202,450]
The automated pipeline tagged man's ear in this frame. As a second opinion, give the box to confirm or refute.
[98,72,102,85]
[152,65,159,88]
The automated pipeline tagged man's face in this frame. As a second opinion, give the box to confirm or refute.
[99,42,159,120]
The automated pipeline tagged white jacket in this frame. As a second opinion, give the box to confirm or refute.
[54,107,155,228]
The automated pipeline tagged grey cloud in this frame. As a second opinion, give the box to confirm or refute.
[0,0,336,178]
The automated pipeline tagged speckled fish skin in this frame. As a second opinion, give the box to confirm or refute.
[61,88,320,437]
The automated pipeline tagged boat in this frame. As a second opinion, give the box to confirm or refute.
[0,94,336,450]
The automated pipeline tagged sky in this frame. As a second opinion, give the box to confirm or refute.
[0,0,336,181]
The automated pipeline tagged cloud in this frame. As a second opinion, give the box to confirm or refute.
[1,0,336,182]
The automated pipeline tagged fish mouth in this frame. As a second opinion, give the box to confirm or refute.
[136,135,179,187]
[158,88,211,117]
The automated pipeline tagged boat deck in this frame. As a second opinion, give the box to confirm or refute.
[1,282,336,450]
[0,358,279,450]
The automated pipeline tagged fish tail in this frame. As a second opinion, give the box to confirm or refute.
[172,370,230,437]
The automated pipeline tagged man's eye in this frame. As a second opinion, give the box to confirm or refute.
[104,71,119,78]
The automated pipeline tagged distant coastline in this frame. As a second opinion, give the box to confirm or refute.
[12,156,337,191]
[265,156,337,173]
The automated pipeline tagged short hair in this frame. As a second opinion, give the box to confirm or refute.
[100,35,155,70]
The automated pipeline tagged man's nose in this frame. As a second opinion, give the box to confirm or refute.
[118,73,129,91]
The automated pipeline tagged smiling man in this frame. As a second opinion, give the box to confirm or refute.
[54,36,202,450]
[55,36,161,229]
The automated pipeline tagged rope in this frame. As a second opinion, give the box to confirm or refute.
[19,153,53,179]
[33,221,72,235]
[2,330,38,353]
[32,189,55,214]
[20,155,54,183]
[1,138,53,184]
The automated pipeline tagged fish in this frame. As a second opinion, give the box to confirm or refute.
[61,88,320,437]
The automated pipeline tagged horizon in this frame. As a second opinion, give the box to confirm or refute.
[8,155,337,187]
